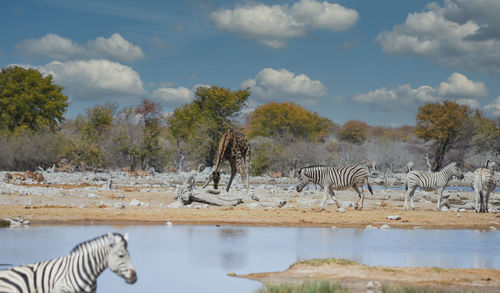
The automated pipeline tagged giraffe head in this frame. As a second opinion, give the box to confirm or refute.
[202,170,221,189]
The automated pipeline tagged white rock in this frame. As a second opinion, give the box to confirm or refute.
[166,221,173,227]
[365,225,376,229]
[490,226,497,231]
[113,203,125,209]
[336,207,346,213]
[87,193,100,199]
[380,224,391,229]
[386,215,401,220]
[129,199,141,206]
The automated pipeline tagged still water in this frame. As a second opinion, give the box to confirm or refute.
[0,225,499,292]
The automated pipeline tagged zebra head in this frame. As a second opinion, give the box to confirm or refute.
[106,233,137,284]
[296,167,311,192]
[445,162,464,180]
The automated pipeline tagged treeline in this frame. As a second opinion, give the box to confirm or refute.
[1,66,499,174]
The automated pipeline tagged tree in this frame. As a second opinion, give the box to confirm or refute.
[135,99,164,170]
[338,120,370,144]
[415,100,472,171]
[167,86,250,166]
[82,103,115,142]
[0,66,68,133]
[248,102,332,142]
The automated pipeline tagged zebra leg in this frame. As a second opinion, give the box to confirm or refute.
[329,189,342,209]
[405,187,416,210]
[352,185,364,210]
[475,189,480,212]
[319,186,329,211]
[485,191,489,213]
[437,187,444,210]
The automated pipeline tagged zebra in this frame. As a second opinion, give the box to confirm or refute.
[405,161,464,211]
[0,232,137,293]
[472,160,496,213]
[296,164,373,211]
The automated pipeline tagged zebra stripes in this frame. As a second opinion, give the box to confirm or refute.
[405,161,464,210]
[0,232,137,293]
[296,164,373,210]
[472,160,496,213]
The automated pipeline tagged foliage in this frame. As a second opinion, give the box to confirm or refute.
[415,101,472,171]
[167,86,250,166]
[256,280,348,293]
[82,103,115,142]
[0,220,10,228]
[338,120,369,144]
[0,66,68,133]
[0,129,66,170]
[382,285,461,293]
[248,102,332,142]
[135,99,165,170]
[295,258,358,267]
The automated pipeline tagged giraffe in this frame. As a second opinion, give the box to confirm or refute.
[202,128,251,192]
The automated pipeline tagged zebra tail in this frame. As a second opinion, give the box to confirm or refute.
[366,175,373,195]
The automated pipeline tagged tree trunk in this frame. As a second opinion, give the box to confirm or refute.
[176,174,243,206]
[433,137,450,171]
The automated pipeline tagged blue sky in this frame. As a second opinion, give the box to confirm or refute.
[2,0,500,126]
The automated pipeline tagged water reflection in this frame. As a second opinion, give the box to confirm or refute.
[0,225,498,293]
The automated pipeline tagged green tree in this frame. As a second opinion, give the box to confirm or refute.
[0,66,68,133]
[135,98,164,170]
[415,100,472,171]
[82,103,115,142]
[248,102,332,142]
[338,120,370,144]
[167,86,250,166]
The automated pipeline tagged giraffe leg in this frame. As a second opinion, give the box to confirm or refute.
[244,149,250,192]
[226,159,237,192]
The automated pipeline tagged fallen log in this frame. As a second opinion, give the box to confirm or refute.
[176,175,243,207]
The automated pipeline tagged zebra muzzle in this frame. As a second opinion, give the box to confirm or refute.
[126,269,137,284]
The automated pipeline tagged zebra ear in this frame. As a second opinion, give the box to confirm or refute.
[107,232,116,246]
[124,233,129,241]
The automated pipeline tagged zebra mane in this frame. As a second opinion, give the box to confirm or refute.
[300,165,327,170]
[70,233,127,253]
[439,161,458,170]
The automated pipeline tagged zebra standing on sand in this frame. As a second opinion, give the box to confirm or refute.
[0,232,137,293]
[472,160,496,213]
[296,164,373,211]
[405,161,464,211]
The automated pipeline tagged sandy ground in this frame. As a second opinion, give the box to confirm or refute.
[0,171,499,229]
[237,258,500,293]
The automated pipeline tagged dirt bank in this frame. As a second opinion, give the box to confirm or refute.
[236,258,500,293]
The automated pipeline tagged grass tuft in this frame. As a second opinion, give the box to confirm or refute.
[382,285,471,293]
[295,258,358,267]
[256,280,349,293]
[0,219,10,228]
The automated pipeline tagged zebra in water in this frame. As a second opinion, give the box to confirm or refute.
[296,164,373,211]
[472,160,497,213]
[0,232,137,293]
[405,161,464,211]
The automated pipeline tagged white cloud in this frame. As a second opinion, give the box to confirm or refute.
[485,96,500,116]
[437,72,488,97]
[353,72,487,109]
[210,0,358,48]
[16,34,85,60]
[376,0,500,75]
[241,68,327,104]
[36,59,145,100]
[87,33,144,62]
[152,86,194,106]
[16,33,144,62]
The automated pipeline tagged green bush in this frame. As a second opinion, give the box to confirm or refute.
[256,280,348,293]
